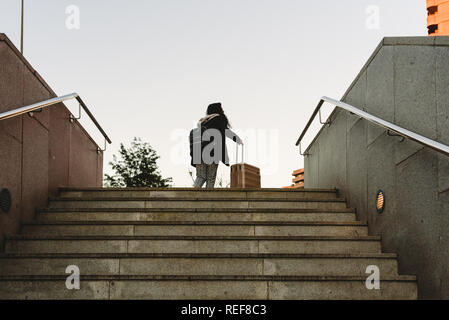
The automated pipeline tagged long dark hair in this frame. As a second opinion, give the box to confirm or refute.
[207,102,230,128]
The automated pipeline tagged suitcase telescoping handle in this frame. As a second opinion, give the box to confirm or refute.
[235,143,246,188]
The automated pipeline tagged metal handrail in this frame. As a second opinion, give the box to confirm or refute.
[295,96,449,157]
[0,93,112,150]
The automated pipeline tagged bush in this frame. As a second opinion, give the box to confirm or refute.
[104,137,173,187]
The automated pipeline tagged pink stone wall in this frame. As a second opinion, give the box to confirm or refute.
[0,34,103,246]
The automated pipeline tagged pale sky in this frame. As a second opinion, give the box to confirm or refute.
[0,0,427,187]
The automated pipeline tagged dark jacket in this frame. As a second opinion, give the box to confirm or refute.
[189,114,239,167]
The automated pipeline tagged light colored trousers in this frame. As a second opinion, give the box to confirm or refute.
[194,163,219,188]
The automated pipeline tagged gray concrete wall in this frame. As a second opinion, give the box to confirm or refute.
[0,34,103,247]
[304,36,449,299]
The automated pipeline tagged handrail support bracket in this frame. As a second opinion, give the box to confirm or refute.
[299,142,310,157]
[97,138,107,154]
[69,103,82,123]
[27,108,43,118]
[387,130,405,142]
[319,109,331,126]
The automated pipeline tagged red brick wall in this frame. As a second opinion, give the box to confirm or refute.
[283,168,304,189]
[427,0,449,35]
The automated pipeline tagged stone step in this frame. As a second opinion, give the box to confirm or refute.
[58,187,338,200]
[47,197,349,210]
[1,185,417,300]
[0,275,418,300]
[37,208,357,222]
[21,221,368,237]
[0,253,399,276]
[4,235,382,254]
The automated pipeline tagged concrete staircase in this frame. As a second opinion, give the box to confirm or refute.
[0,188,417,299]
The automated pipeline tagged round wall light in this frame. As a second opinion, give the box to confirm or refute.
[0,188,12,213]
[376,190,385,214]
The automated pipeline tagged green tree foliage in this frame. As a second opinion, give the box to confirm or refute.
[104,138,173,187]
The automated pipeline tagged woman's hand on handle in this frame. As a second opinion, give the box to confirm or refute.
[226,129,243,145]
[235,136,243,145]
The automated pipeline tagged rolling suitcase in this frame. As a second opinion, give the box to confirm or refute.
[230,144,261,188]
